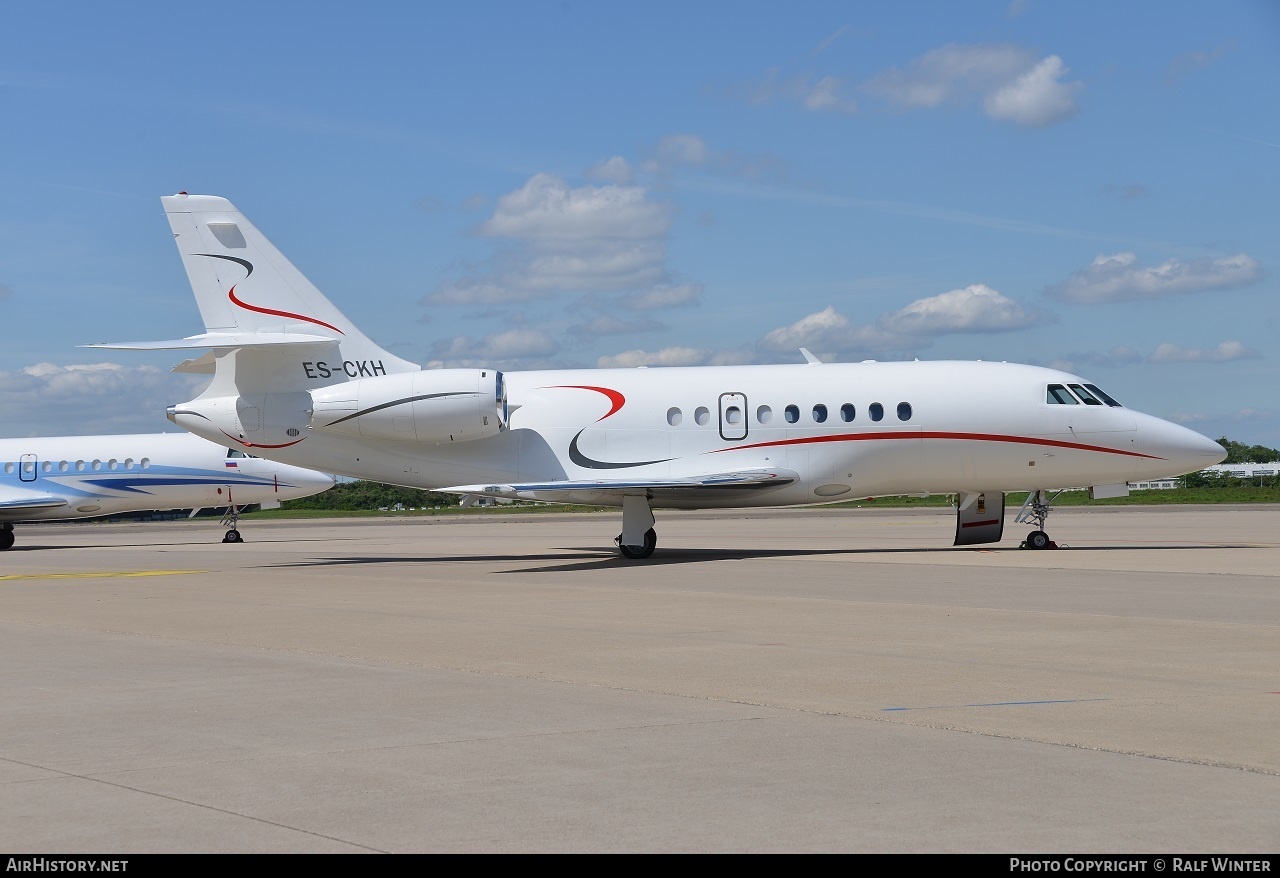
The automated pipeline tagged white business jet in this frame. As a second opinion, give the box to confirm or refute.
[0,432,334,549]
[90,193,1226,559]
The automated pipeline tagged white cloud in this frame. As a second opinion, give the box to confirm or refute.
[1166,43,1233,85]
[1047,252,1263,303]
[429,328,559,362]
[617,282,702,311]
[523,240,668,291]
[585,156,634,184]
[597,347,707,368]
[1149,341,1261,363]
[566,315,666,337]
[429,278,536,306]
[0,362,207,436]
[749,70,857,114]
[642,133,788,180]
[1053,346,1144,373]
[652,134,710,167]
[878,284,1049,334]
[983,55,1081,128]
[865,43,1081,128]
[866,43,1032,109]
[478,173,669,239]
[425,171,693,307]
[802,76,857,114]
[758,306,908,359]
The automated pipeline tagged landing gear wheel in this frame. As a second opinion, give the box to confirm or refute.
[1025,530,1051,550]
[0,527,14,551]
[617,527,657,559]
[223,529,243,544]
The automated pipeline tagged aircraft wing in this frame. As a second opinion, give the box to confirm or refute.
[0,488,69,517]
[442,468,798,507]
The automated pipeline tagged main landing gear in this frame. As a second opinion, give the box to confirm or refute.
[614,494,657,559]
[1015,489,1060,550]
[0,522,14,551]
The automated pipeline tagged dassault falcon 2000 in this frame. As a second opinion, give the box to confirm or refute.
[91,193,1226,559]
[0,432,334,549]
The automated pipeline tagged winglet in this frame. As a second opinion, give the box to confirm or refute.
[799,347,822,365]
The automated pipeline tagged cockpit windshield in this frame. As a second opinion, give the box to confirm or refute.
[1046,383,1123,407]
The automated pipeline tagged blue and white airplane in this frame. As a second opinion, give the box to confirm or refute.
[0,431,334,549]
[93,194,1226,559]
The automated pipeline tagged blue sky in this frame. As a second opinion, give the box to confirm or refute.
[2,1,1278,448]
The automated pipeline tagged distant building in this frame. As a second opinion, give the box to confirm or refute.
[1131,462,1280,490]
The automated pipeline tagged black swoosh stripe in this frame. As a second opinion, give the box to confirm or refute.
[568,430,674,470]
[197,253,254,275]
[322,392,472,427]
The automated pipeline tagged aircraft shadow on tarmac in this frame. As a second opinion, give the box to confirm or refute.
[260,542,1256,575]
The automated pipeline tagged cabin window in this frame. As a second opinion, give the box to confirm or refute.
[42,461,52,473]
[897,402,912,421]
[1068,384,1103,405]
[108,459,118,471]
[784,404,799,424]
[757,405,772,424]
[812,404,828,423]
[124,458,135,470]
[140,458,150,469]
[1046,384,1079,405]
[694,406,710,426]
[3,463,12,474]
[23,461,34,474]
[1084,384,1123,407]
[869,402,884,422]
[840,403,855,422]
[667,407,682,426]
[92,460,102,471]
[58,461,69,472]
[725,406,742,425]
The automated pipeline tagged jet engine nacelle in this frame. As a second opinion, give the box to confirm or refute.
[309,369,506,445]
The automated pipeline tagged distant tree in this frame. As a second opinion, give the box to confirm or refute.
[281,480,459,511]
[1215,437,1280,464]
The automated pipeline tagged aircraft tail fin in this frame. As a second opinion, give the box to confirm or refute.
[160,193,418,376]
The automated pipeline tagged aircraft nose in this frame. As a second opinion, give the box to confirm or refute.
[1146,418,1227,473]
[303,470,337,491]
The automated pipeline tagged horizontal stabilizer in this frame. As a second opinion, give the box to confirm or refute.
[84,331,339,351]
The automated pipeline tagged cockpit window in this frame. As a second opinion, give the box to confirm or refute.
[1068,384,1103,405]
[1046,384,1079,405]
[227,449,248,458]
[1084,384,1123,407]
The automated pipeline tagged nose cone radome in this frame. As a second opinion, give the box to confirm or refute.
[1139,415,1227,477]
[282,466,336,499]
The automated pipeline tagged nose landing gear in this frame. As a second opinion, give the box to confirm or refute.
[1016,490,1060,550]
[220,503,244,543]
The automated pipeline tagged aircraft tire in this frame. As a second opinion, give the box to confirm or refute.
[1025,530,1051,550]
[0,529,14,551]
[223,529,243,543]
[617,528,657,559]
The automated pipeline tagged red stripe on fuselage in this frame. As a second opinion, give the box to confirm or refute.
[549,385,626,421]
[220,430,306,450]
[228,286,345,335]
[710,430,1163,460]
